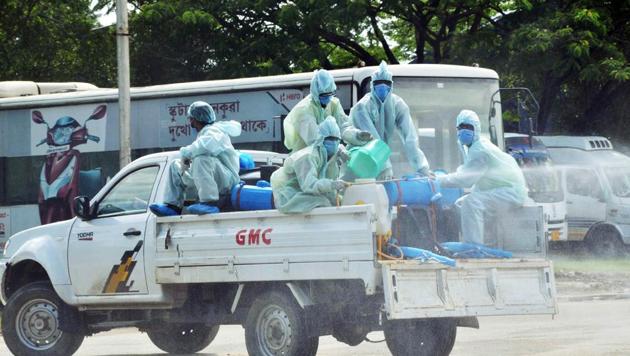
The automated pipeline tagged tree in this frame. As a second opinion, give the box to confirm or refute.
[451,0,630,137]
[0,0,117,87]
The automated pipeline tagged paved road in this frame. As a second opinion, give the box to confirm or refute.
[2,299,629,355]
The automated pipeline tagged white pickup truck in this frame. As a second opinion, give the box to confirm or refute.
[0,151,557,356]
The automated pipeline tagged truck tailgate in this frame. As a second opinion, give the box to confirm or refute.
[381,259,557,319]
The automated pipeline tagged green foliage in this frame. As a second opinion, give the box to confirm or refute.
[0,0,116,86]
[4,0,630,141]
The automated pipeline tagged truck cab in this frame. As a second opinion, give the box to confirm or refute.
[504,133,567,243]
[537,136,630,256]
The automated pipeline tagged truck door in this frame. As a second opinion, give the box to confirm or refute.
[68,165,161,296]
[564,168,607,240]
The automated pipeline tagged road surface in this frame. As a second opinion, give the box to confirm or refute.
[2,298,627,355]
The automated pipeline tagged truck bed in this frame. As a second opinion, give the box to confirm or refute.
[154,205,557,319]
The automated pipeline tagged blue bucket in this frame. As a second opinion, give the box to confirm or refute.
[383,176,438,207]
[231,181,274,211]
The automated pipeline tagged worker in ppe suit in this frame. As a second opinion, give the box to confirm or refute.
[150,101,241,216]
[283,69,372,153]
[350,61,430,179]
[437,110,527,245]
[271,116,347,213]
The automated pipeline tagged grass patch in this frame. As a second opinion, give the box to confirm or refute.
[551,255,630,273]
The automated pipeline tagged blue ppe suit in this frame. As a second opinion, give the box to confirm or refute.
[350,61,430,179]
[439,110,527,245]
[283,69,363,152]
[272,117,342,213]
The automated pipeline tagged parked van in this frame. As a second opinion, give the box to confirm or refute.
[504,133,567,243]
[537,136,630,256]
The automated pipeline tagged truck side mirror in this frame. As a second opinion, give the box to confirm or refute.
[74,196,93,220]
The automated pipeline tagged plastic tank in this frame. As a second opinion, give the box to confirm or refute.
[342,178,391,235]
[231,181,274,211]
[383,176,436,207]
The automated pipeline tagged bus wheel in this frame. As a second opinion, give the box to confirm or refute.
[384,318,457,356]
[245,290,318,356]
[587,226,625,257]
[1,282,84,356]
[147,323,219,354]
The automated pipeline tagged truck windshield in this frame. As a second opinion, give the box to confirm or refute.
[604,167,630,198]
[390,77,500,174]
[519,160,564,203]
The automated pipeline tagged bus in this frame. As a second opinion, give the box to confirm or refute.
[0,64,504,239]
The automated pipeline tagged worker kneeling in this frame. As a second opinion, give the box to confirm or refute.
[271,116,347,213]
[437,110,527,245]
[150,101,241,216]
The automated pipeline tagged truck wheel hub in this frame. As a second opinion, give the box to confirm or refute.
[258,305,293,352]
[17,299,62,349]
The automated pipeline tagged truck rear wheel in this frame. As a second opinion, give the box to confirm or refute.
[244,290,319,356]
[1,282,84,356]
[146,323,219,354]
[384,318,457,356]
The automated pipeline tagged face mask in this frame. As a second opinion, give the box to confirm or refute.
[323,139,340,157]
[373,83,391,102]
[53,126,73,145]
[319,95,333,107]
[457,128,475,146]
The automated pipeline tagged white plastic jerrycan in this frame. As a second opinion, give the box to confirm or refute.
[342,178,392,235]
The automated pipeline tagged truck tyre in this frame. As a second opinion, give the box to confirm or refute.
[1,282,84,356]
[587,226,625,257]
[245,290,319,356]
[384,318,457,356]
[147,323,219,354]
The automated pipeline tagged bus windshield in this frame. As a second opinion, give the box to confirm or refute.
[390,77,500,174]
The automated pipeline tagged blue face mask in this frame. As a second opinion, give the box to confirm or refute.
[457,128,475,146]
[323,139,340,157]
[319,94,333,107]
[373,83,391,102]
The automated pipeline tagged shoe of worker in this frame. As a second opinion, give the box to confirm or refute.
[187,202,220,215]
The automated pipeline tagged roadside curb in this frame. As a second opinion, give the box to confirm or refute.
[558,293,630,302]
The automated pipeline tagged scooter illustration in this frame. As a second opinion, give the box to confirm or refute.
[32,105,107,224]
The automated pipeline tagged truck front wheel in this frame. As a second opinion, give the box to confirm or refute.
[384,318,457,356]
[146,323,219,354]
[1,282,84,356]
[244,290,319,356]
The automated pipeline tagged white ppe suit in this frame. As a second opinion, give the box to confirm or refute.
[272,117,342,213]
[350,61,429,179]
[165,121,242,206]
[439,110,527,245]
[283,69,363,152]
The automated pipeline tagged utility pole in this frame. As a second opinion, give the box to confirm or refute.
[116,0,131,168]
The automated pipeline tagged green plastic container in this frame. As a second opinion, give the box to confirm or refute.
[347,139,391,178]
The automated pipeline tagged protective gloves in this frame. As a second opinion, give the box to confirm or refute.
[333,180,348,191]
[356,131,373,143]
[337,145,350,163]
